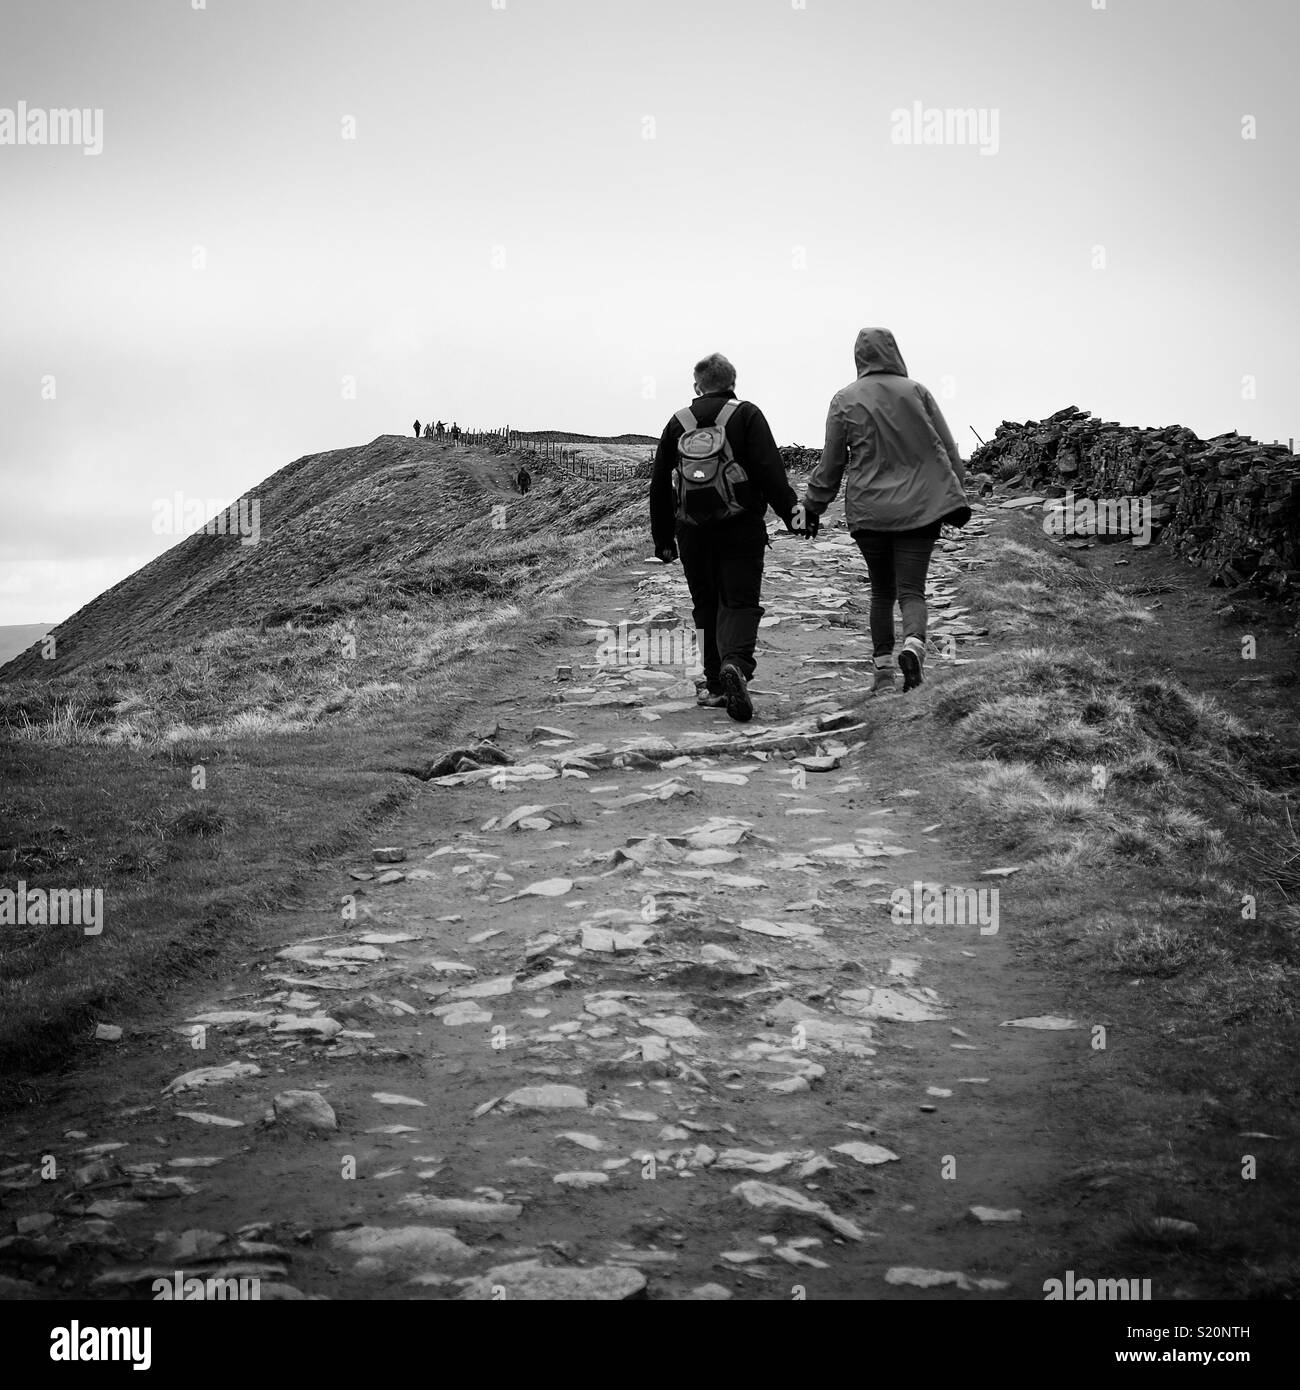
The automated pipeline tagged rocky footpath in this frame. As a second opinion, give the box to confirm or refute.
[970,406,1300,599]
[0,504,1104,1301]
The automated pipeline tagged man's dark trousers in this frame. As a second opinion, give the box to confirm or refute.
[676,513,767,689]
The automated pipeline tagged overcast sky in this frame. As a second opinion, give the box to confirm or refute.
[2,0,1297,626]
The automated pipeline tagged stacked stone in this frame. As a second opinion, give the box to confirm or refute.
[970,407,1300,599]
[779,444,821,470]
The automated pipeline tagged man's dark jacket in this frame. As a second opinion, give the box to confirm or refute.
[650,390,798,552]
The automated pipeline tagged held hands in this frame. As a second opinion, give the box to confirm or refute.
[789,504,820,538]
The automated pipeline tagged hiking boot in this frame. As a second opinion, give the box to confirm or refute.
[695,679,727,708]
[720,661,753,723]
[898,636,926,692]
[870,655,897,694]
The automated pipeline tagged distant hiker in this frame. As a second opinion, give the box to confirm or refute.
[650,352,805,723]
[413,419,421,438]
[516,466,532,495]
[436,421,446,439]
[451,422,461,442]
[801,327,970,695]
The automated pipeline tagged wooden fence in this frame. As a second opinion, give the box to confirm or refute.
[447,425,816,481]
[453,425,649,482]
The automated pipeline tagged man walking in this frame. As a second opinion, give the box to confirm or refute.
[516,465,532,495]
[413,419,421,438]
[650,352,805,722]
[801,328,970,693]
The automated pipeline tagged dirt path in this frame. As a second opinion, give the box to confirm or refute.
[1,502,1104,1301]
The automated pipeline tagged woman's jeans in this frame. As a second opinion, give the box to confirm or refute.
[852,523,940,658]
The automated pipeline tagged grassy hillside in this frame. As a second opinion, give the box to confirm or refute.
[0,437,647,741]
[0,436,652,1077]
[0,436,648,682]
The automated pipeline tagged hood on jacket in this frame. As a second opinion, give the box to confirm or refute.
[854,327,907,378]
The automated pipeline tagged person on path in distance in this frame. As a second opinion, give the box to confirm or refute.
[801,328,970,694]
[516,465,532,495]
[451,422,461,443]
[413,419,421,438]
[436,421,446,439]
[650,352,808,723]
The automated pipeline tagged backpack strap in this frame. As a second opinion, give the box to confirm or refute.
[674,407,697,433]
[715,399,741,428]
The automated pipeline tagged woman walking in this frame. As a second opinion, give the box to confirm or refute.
[801,328,970,693]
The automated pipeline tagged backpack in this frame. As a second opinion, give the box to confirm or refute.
[672,400,749,525]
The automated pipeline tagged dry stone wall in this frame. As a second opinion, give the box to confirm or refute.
[969,406,1300,598]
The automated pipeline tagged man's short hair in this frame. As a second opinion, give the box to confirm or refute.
[693,353,736,394]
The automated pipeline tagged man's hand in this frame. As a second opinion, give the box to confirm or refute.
[656,542,679,564]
